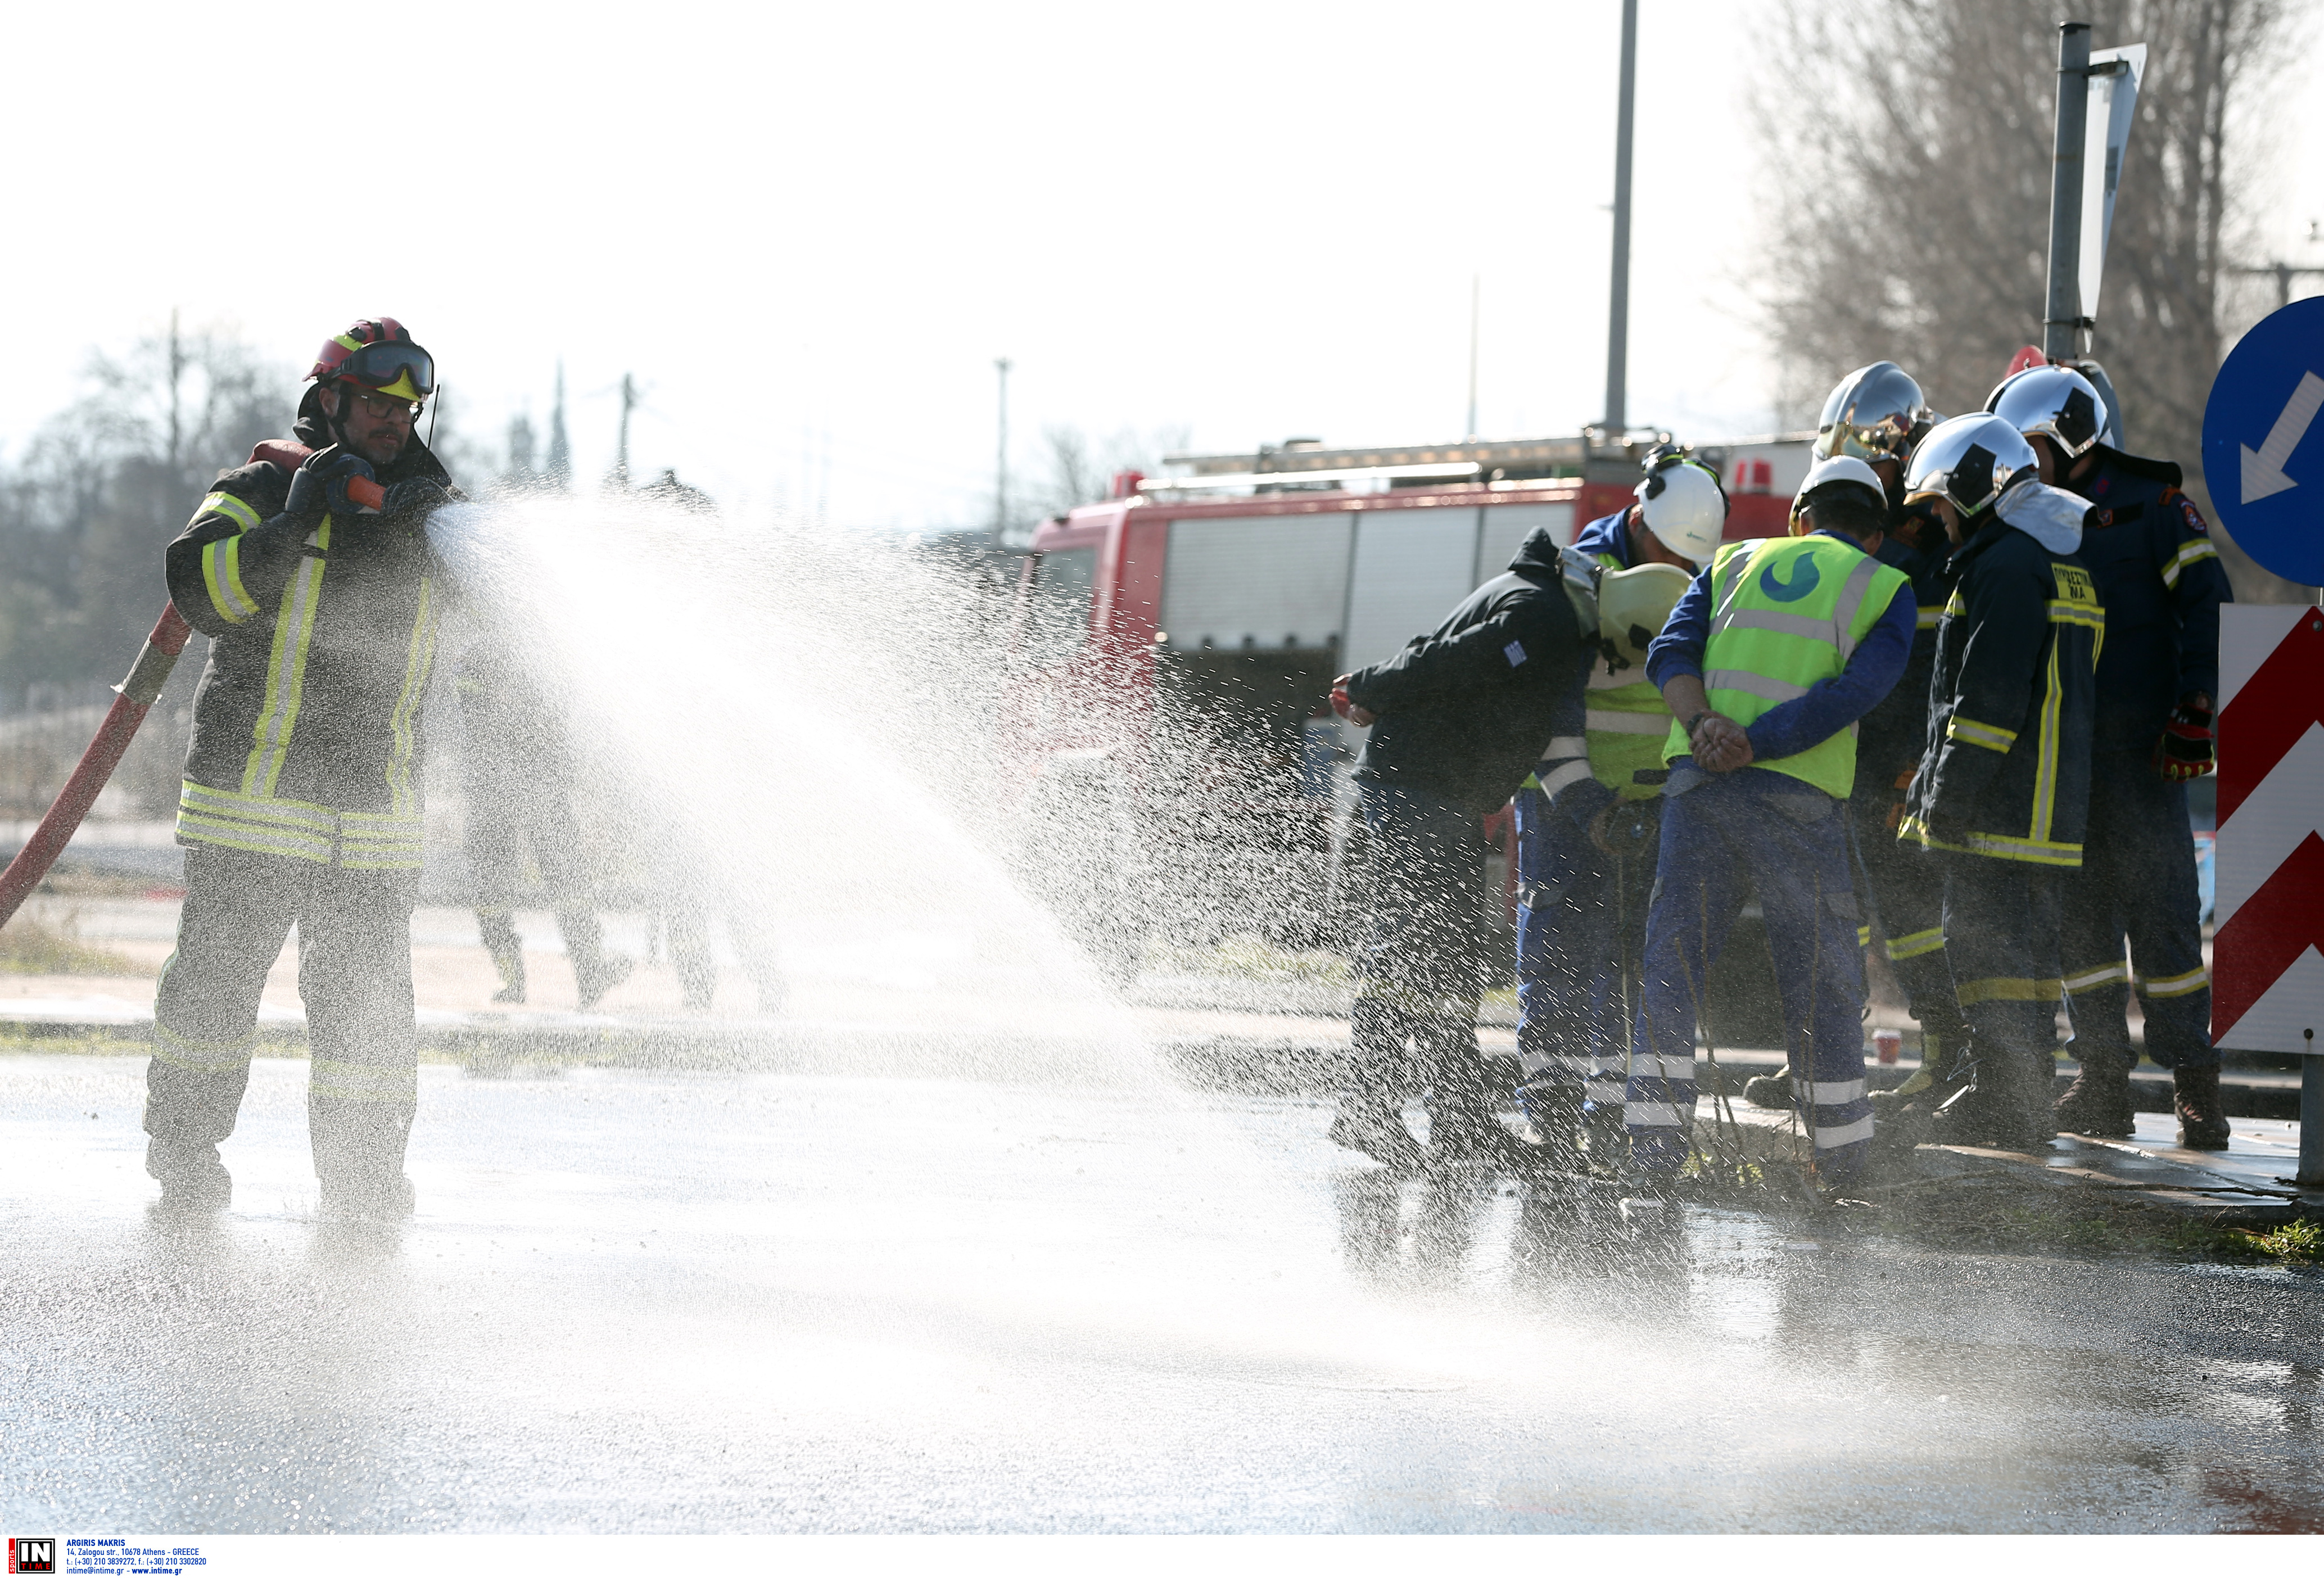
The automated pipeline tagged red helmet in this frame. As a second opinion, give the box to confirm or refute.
[308,318,435,403]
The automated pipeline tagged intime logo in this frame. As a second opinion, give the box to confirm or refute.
[7,1538,57,1575]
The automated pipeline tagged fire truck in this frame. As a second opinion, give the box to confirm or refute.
[997,431,1812,982]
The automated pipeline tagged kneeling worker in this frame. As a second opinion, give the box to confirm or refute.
[1630,457,1915,1188]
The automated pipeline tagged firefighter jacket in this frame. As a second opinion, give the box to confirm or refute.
[1571,509,1676,801]
[1852,517,1954,792]
[1901,483,2101,867]
[1346,524,1594,818]
[2061,446,2231,756]
[163,411,456,870]
[1652,532,1912,800]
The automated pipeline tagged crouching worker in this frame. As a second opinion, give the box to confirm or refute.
[144,319,458,1220]
[1330,525,1594,1169]
[1630,458,1915,1190]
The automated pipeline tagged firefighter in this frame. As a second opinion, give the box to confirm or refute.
[1330,524,1594,1168]
[458,634,632,1011]
[1629,456,1916,1188]
[1510,559,1688,1163]
[1898,414,2102,1153]
[1986,364,2233,1149]
[1554,451,1726,1132]
[144,319,458,1218]
[1746,364,1975,1117]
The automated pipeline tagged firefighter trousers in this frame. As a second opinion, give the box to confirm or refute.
[1349,781,1491,1116]
[1632,772,1871,1179]
[146,845,420,1191]
[1941,852,2064,1138]
[1512,787,1654,1120]
[466,770,614,982]
[1849,779,1973,1071]
[2059,759,2213,1071]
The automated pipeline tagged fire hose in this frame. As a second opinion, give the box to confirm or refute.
[0,471,388,931]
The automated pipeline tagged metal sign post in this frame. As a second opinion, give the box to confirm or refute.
[2043,22,2093,362]
[2078,45,2146,331]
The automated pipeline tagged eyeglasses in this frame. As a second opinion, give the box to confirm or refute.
[351,389,421,422]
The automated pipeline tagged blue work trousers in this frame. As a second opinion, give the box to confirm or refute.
[2059,758,2213,1070]
[1631,771,1873,1179]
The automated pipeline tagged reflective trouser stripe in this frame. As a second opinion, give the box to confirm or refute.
[2063,960,2132,992]
[1519,1053,1593,1079]
[1956,975,2064,1006]
[1799,1078,1865,1102]
[1624,1101,1690,1127]
[1629,1054,1695,1080]
[152,1020,257,1073]
[1812,1114,1875,1150]
[1886,927,1946,962]
[2141,966,2210,998]
[310,1056,418,1104]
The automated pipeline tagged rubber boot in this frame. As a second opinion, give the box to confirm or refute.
[312,1098,417,1223]
[1333,996,1426,1169]
[478,908,526,1005]
[1513,1077,1586,1168]
[1417,1011,1514,1168]
[146,1137,232,1212]
[2173,1064,2231,1151]
[2054,1044,2137,1138]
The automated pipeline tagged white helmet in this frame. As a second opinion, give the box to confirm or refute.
[1903,413,2040,517]
[1984,364,2109,460]
[1634,451,1726,564]
[1789,455,1890,532]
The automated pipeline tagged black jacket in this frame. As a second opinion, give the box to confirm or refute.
[1901,484,2101,867]
[1852,514,1954,797]
[164,402,457,869]
[2063,446,2232,755]
[1345,525,1591,816]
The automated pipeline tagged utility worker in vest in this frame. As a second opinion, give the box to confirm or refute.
[144,319,458,1218]
[1630,456,1915,1188]
[1985,364,2233,1149]
[1744,364,1977,1121]
[1558,450,1726,1132]
[1897,414,2101,1152]
[1510,558,1689,1164]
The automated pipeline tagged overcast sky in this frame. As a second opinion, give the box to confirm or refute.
[8,1,2323,531]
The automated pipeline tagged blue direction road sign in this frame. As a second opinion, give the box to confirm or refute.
[2203,295,2324,586]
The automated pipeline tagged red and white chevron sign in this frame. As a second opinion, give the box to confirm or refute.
[2213,605,2324,1052]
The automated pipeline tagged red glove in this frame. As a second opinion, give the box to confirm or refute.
[2154,698,2215,781]
[1330,682,1353,720]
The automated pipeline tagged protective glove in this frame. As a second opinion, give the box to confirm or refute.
[2154,697,2216,780]
[283,448,377,519]
[378,475,453,524]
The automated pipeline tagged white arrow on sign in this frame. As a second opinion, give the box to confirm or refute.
[2241,370,2324,503]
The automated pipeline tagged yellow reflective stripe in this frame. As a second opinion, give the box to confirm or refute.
[332,332,364,354]
[1955,976,2065,1006]
[2140,965,2210,999]
[1886,927,1946,962]
[1856,924,1873,948]
[2047,602,2106,629]
[384,577,437,817]
[1916,605,1944,630]
[178,782,334,862]
[2063,960,2132,992]
[1943,591,1966,616]
[1946,715,2016,751]
[1959,830,2083,865]
[309,1056,417,1104]
[200,538,259,625]
[152,1019,258,1073]
[243,516,329,797]
[201,490,263,532]
[179,781,336,827]
[2159,539,2219,589]
[175,813,333,862]
[2032,638,2063,845]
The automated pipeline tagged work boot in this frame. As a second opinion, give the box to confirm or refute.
[320,1172,416,1224]
[1742,1065,1794,1110]
[1328,1096,1425,1170]
[574,951,634,1012]
[2054,1047,2137,1138]
[2173,1064,2232,1151]
[1513,1079,1585,1166]
[146,1138,231,1212]
[1427,1098,1519,1168]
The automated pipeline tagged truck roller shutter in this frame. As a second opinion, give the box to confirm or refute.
[1473,503,1575,586]
[1340,507,1484,673]
[1158,515,1354,652]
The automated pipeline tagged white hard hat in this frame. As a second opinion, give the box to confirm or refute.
[1634,453,1727,564]
[1796,455,1889,513]
[1985,364,2109,460]
[1903,413,2041,516]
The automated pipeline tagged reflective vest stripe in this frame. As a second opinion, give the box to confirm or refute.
[200,491,263,532]
[2160,538,2219,589]
[1945,715,2016,752]
[1585,708,1669,735]
[243,515,331,797]
[1831,555,1884,657]
[200,536,260,624]
[1702,667,1808,705]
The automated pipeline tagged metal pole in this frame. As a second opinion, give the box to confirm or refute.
[994,358,1012,538]
[1467,273,1481,440]
[2300,1032,2323,1187]
[2043,21,2093,361]
[1603,0,1638,432]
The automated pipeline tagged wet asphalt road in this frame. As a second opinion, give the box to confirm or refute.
[3,1053,2320,1534]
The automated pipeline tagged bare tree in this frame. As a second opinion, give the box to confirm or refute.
[1752,0,2301,595]
[1024,423,1194,523]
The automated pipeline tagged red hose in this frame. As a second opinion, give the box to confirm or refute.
[0,603,192,930]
